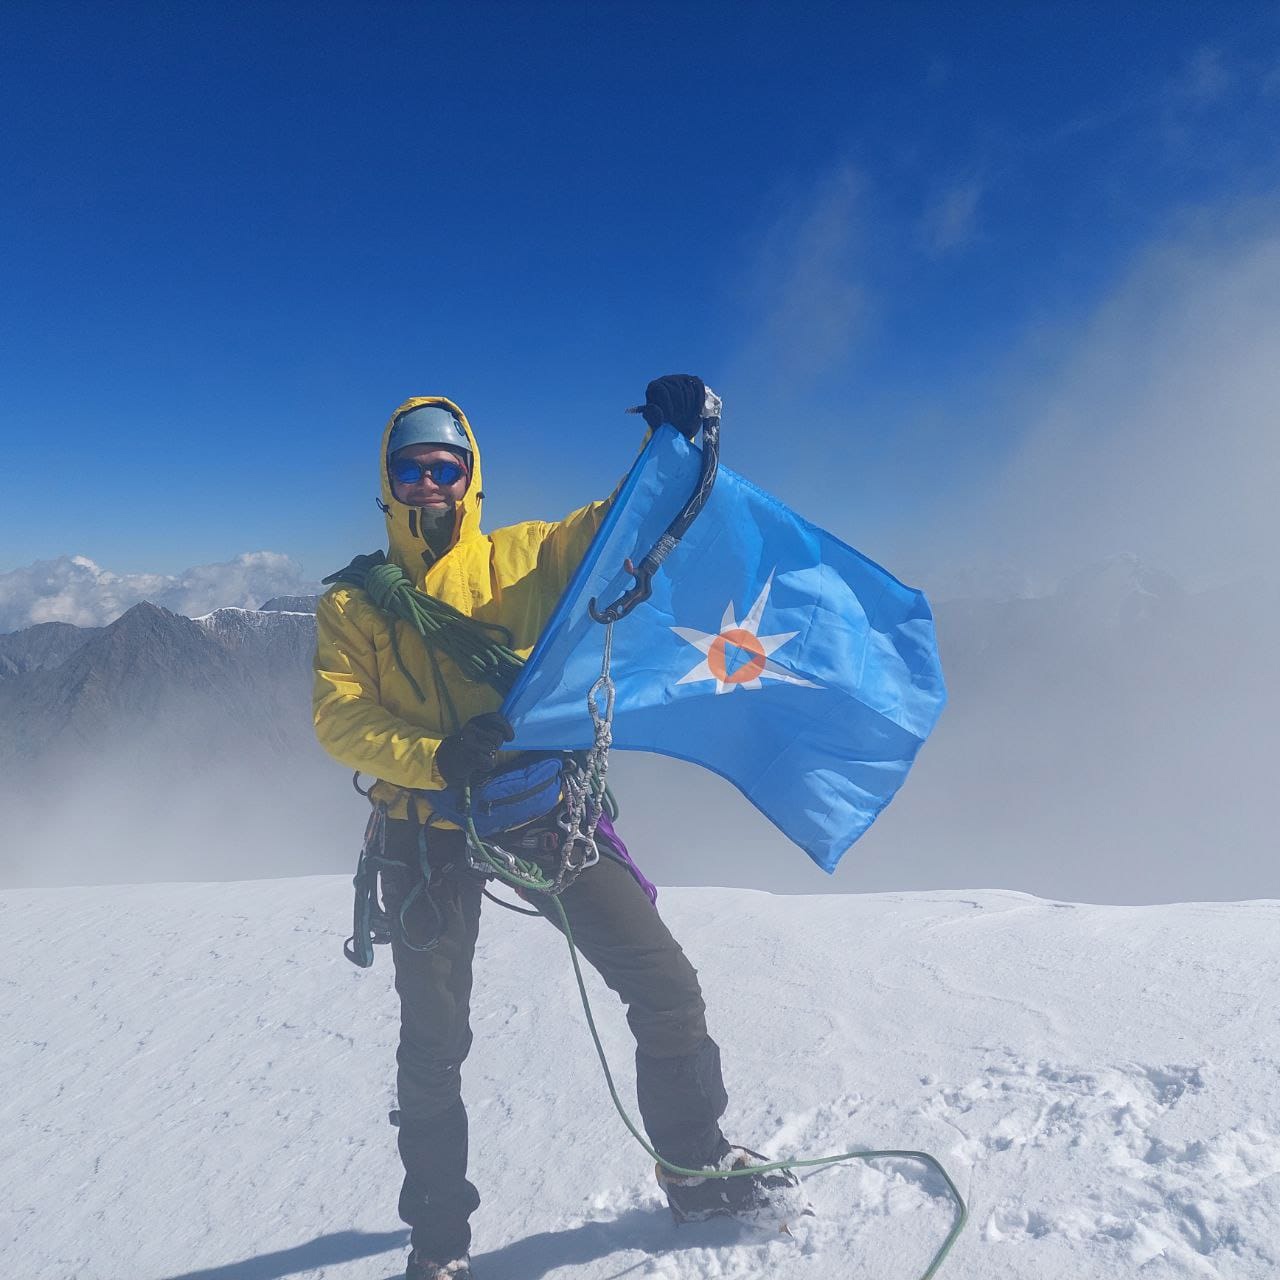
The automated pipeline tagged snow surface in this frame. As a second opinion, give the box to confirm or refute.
[3,879,1277,1279]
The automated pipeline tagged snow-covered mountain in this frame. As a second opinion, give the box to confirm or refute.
[193,604,319,673]
[3,877,1275,1279]
[258,593,323,614]
[0,552,320,631]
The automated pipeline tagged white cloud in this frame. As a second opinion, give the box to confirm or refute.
[975,218,1280,590]
[1176,46,1234,107]
[920,177,983,254]
[739,163,867,384]
[0,552,320,633]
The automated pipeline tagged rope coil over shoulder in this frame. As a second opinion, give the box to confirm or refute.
[323,552,525,716]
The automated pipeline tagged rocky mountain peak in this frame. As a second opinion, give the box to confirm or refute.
[258,595,320,614]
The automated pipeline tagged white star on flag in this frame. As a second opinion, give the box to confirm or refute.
[671,569,821,695]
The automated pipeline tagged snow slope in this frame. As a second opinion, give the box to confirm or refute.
[3,879,1277,1280]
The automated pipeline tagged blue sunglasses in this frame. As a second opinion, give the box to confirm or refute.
[389,457,468,488]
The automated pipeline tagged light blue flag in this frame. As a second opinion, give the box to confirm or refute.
[501,427,946,872]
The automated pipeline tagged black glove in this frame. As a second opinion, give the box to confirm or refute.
[640,374,707,439]
[435,712,514,787]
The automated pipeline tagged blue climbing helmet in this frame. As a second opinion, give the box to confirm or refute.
[387,404,472,458]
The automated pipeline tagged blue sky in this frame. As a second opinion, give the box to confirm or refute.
[3,1,1279,589]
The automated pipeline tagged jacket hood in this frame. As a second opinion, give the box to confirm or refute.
[380,396,484,576]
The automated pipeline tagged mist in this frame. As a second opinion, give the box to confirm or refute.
[951,214,1280,594]
[4,218,1278,907]
[618,215,1280,905]
[1,727,364,891]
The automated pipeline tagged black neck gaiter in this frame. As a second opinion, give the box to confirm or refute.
[418,505,457,564]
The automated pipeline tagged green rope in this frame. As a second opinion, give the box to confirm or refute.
[462,802,968,1280]
[323,552,525,699]
[325,551,621,812]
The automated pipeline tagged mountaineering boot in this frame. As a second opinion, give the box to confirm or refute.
[405,1251,473,1280]
[656,1145,809,1225]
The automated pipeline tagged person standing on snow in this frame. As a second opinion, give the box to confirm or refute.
[312,378,796,1280]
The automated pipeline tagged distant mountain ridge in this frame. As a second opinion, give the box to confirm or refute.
[0,597,321,779]
[257,595,320,614]
[1,557,1276,902]
[0,601,316,769]
[0,596,348,888]
[0,620,102,679]
[0,552,321,632]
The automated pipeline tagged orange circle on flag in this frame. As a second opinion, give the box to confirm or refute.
[708,628,768,684]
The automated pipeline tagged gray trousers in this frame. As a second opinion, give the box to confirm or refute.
[382,820,730,1261]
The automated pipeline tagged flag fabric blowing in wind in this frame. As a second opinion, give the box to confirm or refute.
[500,426,946,873]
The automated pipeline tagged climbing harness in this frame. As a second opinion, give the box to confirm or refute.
[343,803,392,969]
[343,793,448,967]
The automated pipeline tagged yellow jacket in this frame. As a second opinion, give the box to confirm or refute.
[313,396,612,821]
